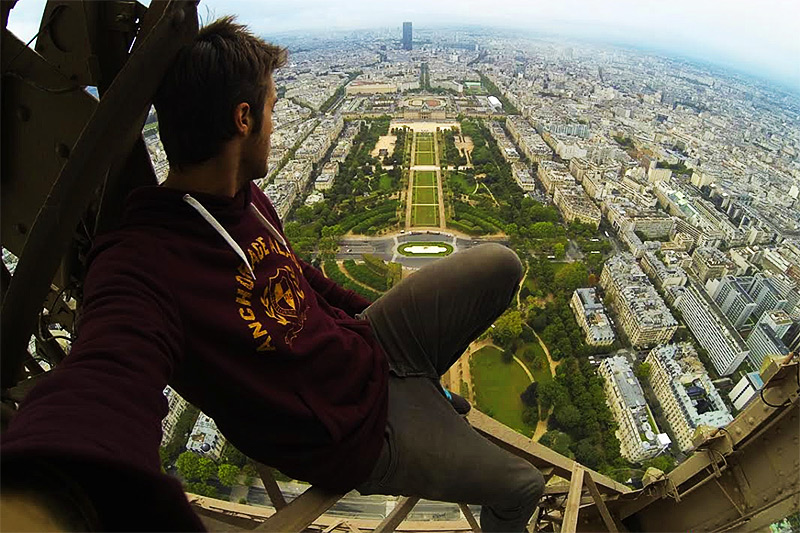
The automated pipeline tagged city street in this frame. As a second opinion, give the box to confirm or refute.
[337,232,509,268]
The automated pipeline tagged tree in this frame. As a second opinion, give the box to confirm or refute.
[217,464,241,487]
[634,362,652,381]
[554,243,566,259]
[184,482,218,498]
[554,403,581,432]
[221,443,248,468]
[574,439,603,470]
[539,430,574,458]
[642,454,676,473]
[491,310,523,348]
[176,451,217,482]
[520,382,539,407]
[553,262,589,294]
[522,405,539,426]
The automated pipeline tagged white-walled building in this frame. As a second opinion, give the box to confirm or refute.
[570,288,616,346]
[186,413,226,461]
[598,356,670,463]
[646,344,733,452]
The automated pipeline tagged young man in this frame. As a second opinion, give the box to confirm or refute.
[2,17,543,531]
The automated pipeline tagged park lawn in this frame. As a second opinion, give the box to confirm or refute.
[413,205,439,226]
[413,187,437,205]
[470,346,535,437]
[448,173,474,195]
[515,342,553,385]
[378,174,394,192]
[415,171,436,186]
[416,152,435,165]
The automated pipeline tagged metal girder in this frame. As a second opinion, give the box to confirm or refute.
[561,465,584,533]
[1,30,97,261]
[255,463,288,510]
[616,359,799,532]
[373,497,420,533]
[584,471,619,533]
[467,409,630,495]
[459,504,481,533]
[33,1,144,89]
[254,485,343,533]
[0,0,198,390]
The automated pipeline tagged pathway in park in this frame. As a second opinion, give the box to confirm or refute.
[432,130,447,230]
[404,131,416,230]
[531,330,559,442]
[517,262,529,308]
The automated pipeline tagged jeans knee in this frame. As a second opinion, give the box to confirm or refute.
[511,464,545,508]
[481,243,523,285]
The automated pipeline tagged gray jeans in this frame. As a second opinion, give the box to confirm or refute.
[356,243,545,532]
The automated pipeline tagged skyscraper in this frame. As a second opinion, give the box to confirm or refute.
[402,22,412,50]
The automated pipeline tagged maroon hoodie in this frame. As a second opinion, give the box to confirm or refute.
[2,182,389,528]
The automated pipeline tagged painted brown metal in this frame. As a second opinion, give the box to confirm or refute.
[561,464,584,533]
[467,409,630,495]
[458,503,481,533]
[0,0,198,390]
[254,485,343,533]
[373,496,420,533]
[255,463,288,510]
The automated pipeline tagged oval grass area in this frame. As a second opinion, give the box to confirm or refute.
[469,346,535,437]
[397,241,454,257]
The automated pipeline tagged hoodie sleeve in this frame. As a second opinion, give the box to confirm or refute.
[1,237,205,531]
[300,259,372,317]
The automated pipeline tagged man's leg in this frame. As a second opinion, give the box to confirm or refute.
[357,243,540,531]
[358,377,544,532]
[361,243,523,378]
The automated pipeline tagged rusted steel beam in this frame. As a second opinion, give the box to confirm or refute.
[254,485,343,533]
[0,0,198,390]
[254,463,288,510]
[373,496,420,533]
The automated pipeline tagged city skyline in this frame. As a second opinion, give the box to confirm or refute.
[7,0,800,92]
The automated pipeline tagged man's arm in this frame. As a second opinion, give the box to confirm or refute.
[300,259,372,317]
[1,239,205,531]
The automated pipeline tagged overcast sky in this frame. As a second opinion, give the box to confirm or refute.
[7,0,800,91]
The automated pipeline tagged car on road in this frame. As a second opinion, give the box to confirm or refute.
[346,248,352,252]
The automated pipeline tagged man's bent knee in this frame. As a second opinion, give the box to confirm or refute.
[475,243,524,286]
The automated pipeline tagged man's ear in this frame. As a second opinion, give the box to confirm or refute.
[233,102,252,136]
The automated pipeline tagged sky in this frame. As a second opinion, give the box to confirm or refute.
[7,0,800,91]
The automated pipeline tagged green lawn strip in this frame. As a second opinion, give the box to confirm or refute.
[470,346,535,437]
[415,171,436,186]
[413,187,437,205]
[412,205,439,226]
[416,152,435,165]
[396,241,453,257]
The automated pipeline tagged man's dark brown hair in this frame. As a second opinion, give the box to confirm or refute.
[154,16,287,169]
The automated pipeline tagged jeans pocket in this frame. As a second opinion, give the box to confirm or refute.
[357,427,399,495]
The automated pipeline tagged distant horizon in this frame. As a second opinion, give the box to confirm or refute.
[6,0,799,95]
[265,23,800,97]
